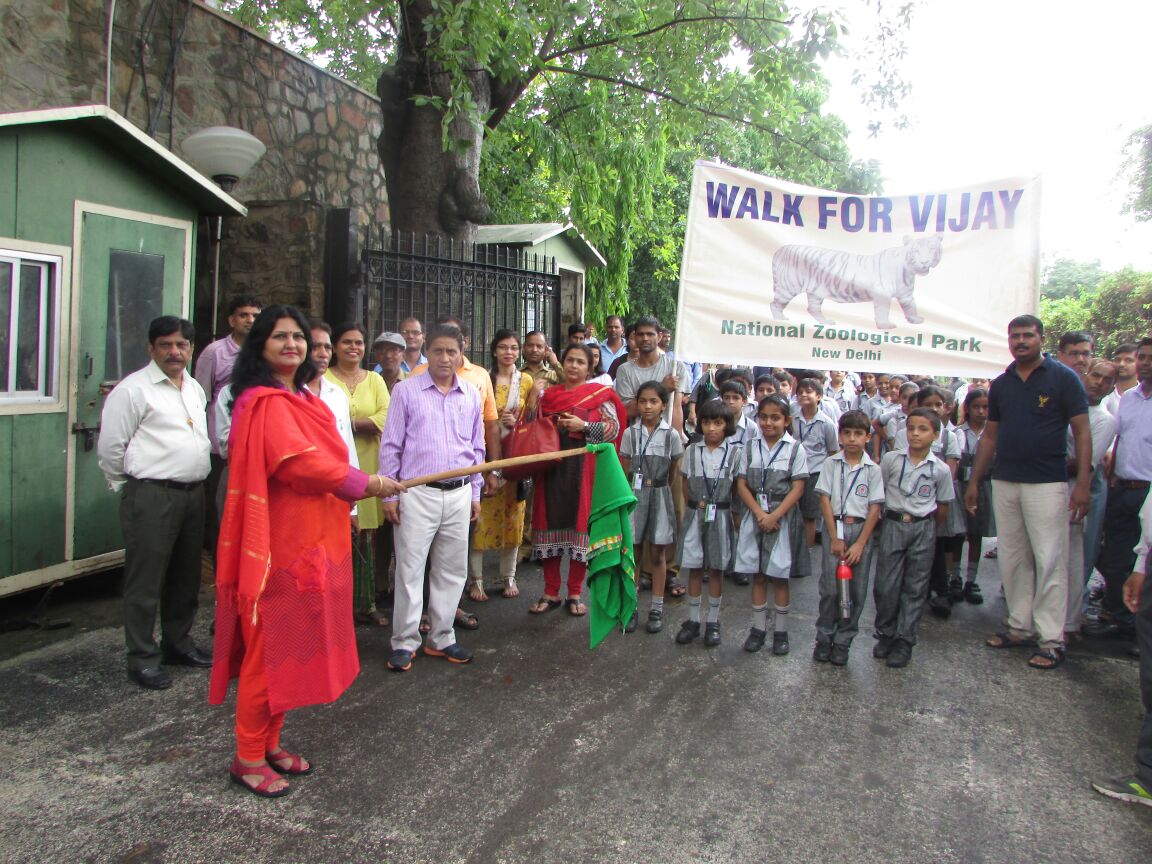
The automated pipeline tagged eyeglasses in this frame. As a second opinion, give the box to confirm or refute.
[400,329,422,336]
[1063,350,1092,359]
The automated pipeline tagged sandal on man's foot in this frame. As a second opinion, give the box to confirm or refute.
[528,597,562,615]
[419,615,431,634]
[468,581,489,602]
[565,597,587,617]
[230,758,290,799]
[354,609,389,627]
[666,577,687,598]
[500,578,520,599]
[1027,647,1066,670]
[984,547,998,559]
[986,631,1036,649]
[266,748,313,776]
[455,608,480,630]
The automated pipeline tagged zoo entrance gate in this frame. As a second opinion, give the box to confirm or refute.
[356,229,562,364]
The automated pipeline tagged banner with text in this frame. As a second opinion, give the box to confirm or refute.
[675,162,1040,376]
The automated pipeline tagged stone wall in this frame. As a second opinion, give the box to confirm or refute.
[0,0,387,329]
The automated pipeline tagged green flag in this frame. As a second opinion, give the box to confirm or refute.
[585,443,638,648]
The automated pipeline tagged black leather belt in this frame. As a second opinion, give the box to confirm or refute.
[1115,478,1151,490]
[885,509,930,523]
[131,477,202,491]
[427,478,468,491]
[687,500,730,510]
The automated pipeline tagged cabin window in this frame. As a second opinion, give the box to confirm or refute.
[0,250,62,403]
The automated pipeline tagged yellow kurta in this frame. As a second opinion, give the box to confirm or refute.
[324,369,389,529]
[474,373,532,550]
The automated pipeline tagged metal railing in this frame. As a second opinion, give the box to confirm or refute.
[359,229,561,363]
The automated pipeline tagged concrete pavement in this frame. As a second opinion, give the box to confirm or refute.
[0,554,1148,863]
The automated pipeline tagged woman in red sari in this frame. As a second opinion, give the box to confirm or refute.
[210,306,404,798]
[527,343,626,615]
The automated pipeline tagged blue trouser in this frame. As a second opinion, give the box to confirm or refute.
[1136,563,1152,786]
[1097,485,1150,625]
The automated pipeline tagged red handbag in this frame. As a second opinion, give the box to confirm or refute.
[501,415,561,481]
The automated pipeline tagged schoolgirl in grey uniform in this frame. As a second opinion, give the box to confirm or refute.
[675,399,742,647]
[620,381,685,634]
[791,377,839,580]
[734,395,808,655]
[951,387,992,604]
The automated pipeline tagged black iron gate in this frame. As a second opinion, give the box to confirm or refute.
[357,229,561,363]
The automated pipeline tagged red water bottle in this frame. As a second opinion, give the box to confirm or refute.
[836,559,853,620]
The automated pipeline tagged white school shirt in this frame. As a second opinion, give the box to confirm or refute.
[621,418,685,464]
[1064,402,1116,471]
[792,410,839,473]
[728,413,754,446]
[97,361,210,492]
[815,450,886,520]
[855,391,887,420]
[880,449,954,518]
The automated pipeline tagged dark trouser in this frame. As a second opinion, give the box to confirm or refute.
[121,479,205,671]
[203,453,226,557]
[815,522,874,647]
[1137,570,1152,785]
[1097,485,1150,624]
[376,522,395,598]
[928,536,952,597]
[873,517,935,644]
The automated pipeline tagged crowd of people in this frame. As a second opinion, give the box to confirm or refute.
[96,302,1151,807]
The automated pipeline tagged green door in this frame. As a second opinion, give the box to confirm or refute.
[72,212,190,560]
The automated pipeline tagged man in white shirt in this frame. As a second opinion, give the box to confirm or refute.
[98,317,212,690]
[1102,342,1139,416]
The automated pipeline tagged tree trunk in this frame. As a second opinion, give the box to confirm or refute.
[376,0,492,244]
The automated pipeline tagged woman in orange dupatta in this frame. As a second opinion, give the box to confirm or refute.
[527,343,626,616]
[210,306,404,798]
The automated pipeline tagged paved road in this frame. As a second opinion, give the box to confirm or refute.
[0,553,1148,863]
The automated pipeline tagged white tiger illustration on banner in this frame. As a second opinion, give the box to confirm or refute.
[675,162,1041,376]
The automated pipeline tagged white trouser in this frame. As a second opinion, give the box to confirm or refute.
[992,480,1070,649]
[391,484,472,653]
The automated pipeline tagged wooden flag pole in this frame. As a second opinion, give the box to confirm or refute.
[400,447,588,489]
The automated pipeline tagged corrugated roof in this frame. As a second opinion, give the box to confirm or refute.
[0,105,247,217]
[475,222,606,267]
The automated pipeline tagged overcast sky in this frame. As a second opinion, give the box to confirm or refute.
[813,0,1152,269]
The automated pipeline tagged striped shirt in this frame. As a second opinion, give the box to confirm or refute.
[378,371,485,501]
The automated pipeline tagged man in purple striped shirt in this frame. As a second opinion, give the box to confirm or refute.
[379,325,484,671]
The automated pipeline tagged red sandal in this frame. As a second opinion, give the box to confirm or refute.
[266,748,313,776]
[229,757,291,798]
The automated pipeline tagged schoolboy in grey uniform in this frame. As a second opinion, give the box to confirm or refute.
[873,407,955,669]
[814,411,885,665]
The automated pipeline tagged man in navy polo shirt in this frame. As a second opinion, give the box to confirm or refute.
[964,314,1092,669]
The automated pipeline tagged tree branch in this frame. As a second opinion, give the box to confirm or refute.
[540,14,792,63]
[541,64,836,164]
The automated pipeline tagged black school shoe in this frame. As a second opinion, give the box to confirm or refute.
[703,622,722,646]
[964,581,984,605]
[772,631,790,655]
[812,640,832,662]
[886,639,913,668]
[948,574,965,603]
[744,628,768,653]
[829,644,850,666]
[873,636,895,659]
[928,594,953,619]
[646,608,664,634]
[675,620,701,644]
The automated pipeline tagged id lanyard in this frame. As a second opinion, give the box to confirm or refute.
[701,444,729,523]
[632,425,659,490]
[756,438,786,511]
[897,455,931,500]
[837,460,864,539]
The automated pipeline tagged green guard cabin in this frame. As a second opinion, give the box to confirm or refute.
[0,105,245,598]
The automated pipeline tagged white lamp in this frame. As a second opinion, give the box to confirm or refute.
[181,126,266,192]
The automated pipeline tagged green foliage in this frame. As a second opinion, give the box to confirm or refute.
[1038,264,1152,355]
[1040,257,1106,300]
[1122,125,1152,222]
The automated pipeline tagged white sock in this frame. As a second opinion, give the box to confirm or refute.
[650,596,664,613]
[707,596,722,624]
[774,603,790,633]
[751,603,768,631]
[688,596,702,623]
